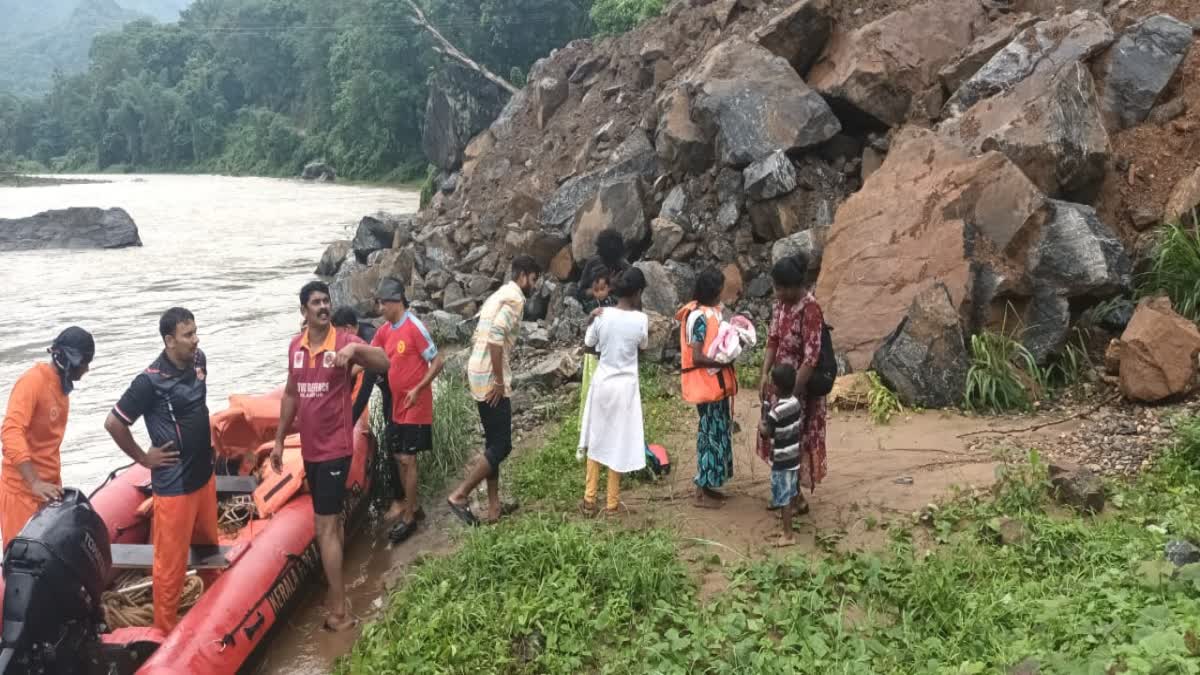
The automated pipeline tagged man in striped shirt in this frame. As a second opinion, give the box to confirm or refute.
[760,364,804,547]
[447,255,540,526]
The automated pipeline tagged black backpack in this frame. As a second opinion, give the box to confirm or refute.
[806,323,837,397]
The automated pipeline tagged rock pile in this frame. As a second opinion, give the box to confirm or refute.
[312,0,1199,407]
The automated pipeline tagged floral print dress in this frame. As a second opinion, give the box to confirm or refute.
[759,292,828,491]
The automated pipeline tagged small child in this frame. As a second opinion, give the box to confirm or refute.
[759,364,804,546]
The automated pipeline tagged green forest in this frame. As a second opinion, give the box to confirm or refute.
[0,0,663,181]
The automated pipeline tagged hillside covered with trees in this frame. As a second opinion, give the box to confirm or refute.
[0,0,663,181]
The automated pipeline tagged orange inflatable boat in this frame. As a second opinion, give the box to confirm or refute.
[0,390,376,675]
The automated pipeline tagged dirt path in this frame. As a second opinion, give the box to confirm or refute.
[620,397,1079,568]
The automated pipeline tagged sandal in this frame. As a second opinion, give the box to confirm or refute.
[388,519,417,544]
[446,499,479,527]
[578,500,599,518]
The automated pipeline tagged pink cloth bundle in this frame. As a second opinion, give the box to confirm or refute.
[706,315,757,371]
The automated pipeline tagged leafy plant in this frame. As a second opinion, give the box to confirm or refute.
[1043,329,1091,390]
[963,330,1045,413]
[417,164,438,209]
[1139,221,1200,321]
[866,371,903,424]
[589,0,665,35]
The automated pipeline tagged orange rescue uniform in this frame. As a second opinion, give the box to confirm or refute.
[0,363,68,551]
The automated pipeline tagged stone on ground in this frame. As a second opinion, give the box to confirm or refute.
[315,240,351,277]
[871,284,971,408]
[1048,462,1106,514]
[751,0,832,77]
[743,150,797,202]
[635,261,680,317]
[570,177,648,261]
[1118,296,1200,402]
[1099,14,1193,131]
[938,13,1039,95]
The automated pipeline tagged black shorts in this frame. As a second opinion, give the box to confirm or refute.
[477,398,513,473]
[304,456,351,516]
[386,423,433,456]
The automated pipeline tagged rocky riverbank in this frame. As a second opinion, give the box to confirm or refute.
[313,0,1200,409]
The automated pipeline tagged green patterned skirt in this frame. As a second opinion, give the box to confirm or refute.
[694,399,733,489]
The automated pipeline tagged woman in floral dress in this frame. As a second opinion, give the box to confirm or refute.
[757,254,828,512]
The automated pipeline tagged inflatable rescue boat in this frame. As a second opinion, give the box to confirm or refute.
[0,390,376,675]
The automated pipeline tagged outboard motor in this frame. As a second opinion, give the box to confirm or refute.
[0,489,111,675]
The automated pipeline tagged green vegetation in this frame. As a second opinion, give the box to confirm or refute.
[866,371,903,425]
[1139,222,1200,321]
[418,165,438,209]
[589,0,665,35]
[509,365,684,508]
[346,406,1200,674]
[0,0,603,179]
[963,330,1045,413]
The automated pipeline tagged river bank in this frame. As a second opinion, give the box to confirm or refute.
[0,173,110,187]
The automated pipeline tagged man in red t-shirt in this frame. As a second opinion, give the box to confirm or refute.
[371,277,445,543]
[271,280,388,632]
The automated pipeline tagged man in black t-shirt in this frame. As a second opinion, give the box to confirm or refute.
[104,307,219,633]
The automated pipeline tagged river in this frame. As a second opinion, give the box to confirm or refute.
[0,174,418,490]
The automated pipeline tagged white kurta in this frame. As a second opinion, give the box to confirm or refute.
[578,308,649,473]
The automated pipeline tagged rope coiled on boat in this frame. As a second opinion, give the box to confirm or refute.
[102,571,204,629]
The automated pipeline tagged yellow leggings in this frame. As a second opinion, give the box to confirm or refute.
[584,459,621,511]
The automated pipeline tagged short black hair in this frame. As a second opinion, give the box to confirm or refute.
[159,307,195,339]
[511,254,541,279]
[613,267,647,298]
[591,269,612,288]
[332,307,359,328]
[771,364,796,395]
[771,254,809,289]
[595,229,626,266]
[300,280,331,307]
[692,267,725,306]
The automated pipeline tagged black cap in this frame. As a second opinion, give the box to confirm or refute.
[377,277,407,303]
[53,326,95,364]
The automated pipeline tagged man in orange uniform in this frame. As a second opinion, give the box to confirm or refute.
[0,327,95,550]
[104,308,218,633]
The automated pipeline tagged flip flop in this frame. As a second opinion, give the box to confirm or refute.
[388,519,417,544]
[447,499,479,527]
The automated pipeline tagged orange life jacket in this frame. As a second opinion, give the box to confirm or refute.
[676,301,738,404]
[253,437,305,518]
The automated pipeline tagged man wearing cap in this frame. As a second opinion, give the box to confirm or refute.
[1,327,95,550]
[370,277,445,543]
[271,281,389,632]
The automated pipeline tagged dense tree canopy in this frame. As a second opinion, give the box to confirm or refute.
[0,0,663,180]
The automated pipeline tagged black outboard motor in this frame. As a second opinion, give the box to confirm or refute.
[0,489,111,675]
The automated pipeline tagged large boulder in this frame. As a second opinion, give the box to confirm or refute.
[1118,296,1200,402]
[751,0,832,77]
[570,177,648,261]
[301,162,336,182]
[872,284,971,408]
[515,350,581,390]
[686,38,840,167]
[1099,14,1193,130]
[542,131,658,230]
[747,157,842,241]
[534,77,569,129]
[644,311,675,362]
[938,13,1039,95]
[422,63,512,171]
[815,128,1047,370]
[315,240,352,277]
[655,89,715,176]
[330,249,416,318]
[0,207,141,251]
[1029,200,1131,300]
[938,61,1110,197]
[634,261,680,317]
[1165,167,1200,225]
[351,215,399,263]
[807,0,988,127]
[646,217,686,261]
[943,11,1115,118]
[771,226,829,268]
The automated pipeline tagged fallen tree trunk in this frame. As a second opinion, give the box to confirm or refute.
[404,0,518,95]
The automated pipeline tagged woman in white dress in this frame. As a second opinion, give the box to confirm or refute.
[578,267,648,516]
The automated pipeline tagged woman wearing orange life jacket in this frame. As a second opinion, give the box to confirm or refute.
[676,268,737,509]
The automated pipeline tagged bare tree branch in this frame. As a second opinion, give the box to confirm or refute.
[403,0,518,95]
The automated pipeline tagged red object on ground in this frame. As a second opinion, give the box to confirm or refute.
[0,391,375,674]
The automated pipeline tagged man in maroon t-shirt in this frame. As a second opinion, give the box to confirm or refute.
[371,277,445,544]
[271,280,388,632]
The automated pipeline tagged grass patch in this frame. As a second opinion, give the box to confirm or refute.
[345,418,1200,674]
[369,372,476,501]
[338,515,693,674]
[867,371,903,425]
[963,330,1045,413]
[1139,222,1200,321]
[508,366,687,509]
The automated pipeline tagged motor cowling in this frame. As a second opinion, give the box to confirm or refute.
[0,489,111,675]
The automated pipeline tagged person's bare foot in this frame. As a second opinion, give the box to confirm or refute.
[702,487,731,501]
[383,501,405,523]
[769,532,798,548]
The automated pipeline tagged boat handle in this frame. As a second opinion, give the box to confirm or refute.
[244,612,266,641]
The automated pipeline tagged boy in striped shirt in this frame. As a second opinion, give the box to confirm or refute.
[760,364,804,546]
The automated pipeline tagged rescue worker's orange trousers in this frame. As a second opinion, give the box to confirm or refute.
[0,489,41,552]
[152,475,219,633]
